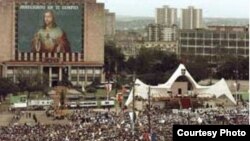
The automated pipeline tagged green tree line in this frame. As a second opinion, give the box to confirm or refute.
[104,42,249,85]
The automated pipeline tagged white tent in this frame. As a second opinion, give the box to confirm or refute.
[125,64,236,106]
[196,78,236,104]
[125,79,170,106]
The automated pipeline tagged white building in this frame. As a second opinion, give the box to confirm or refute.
[147,24,177,42]
[156,5,177,26]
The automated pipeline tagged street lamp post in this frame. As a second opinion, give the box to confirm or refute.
[131,39,138,140]
[132,71,136,118]
[115,61,118,96]
[235,41,239,104]
[131,71,140,140]
[234,70,239,104]
[132,82,135,140]
[131,84,140,140]
[106,58,111,101]
[210,46,213,85]
[214,44,222,84]
[147,86,151,134]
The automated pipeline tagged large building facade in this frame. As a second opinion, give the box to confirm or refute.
[178,25,249,60]
[115,30,144,60]
[156,5,177,26]
[180,6,203,29]
[147,24,177,42]
[0,0,105,87]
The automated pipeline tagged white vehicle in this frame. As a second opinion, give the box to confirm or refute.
[28,99,53,107]
[100,100,115,107]
[78,101,98,108]
[11,103,27,109]
[67,102,77,108]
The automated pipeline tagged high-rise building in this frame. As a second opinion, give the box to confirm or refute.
[104,9,116,37]
[180,6,203,29]
[147,24,177,42]
[156,5,177,26]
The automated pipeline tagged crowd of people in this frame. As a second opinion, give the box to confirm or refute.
[0,106,249,141]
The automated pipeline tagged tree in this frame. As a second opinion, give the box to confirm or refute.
[238,56,249,80]
[184,56,210,82]
[58,68,73,87]
[216,57,235,79]
[115,73,129,89]
[125,47,180,85]
[216,56,249,80]
[104,41,125,78]
[16,71,49,98]
[138,72,166,85]
[125,57,137,74]
[0,78,19,101]
[60,90,66,108]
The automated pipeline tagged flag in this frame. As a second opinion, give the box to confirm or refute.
[143,132,150,141]
[105,83,112,92]
[117,93,123,102]
[81,84,85,92]
[233,82,240,91]
[129,111,138,123]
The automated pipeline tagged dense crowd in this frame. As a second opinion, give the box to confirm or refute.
[0,106,248,141]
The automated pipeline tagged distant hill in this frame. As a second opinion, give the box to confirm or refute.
[204,18,249,26]
[116,15,154,22]
[116,15,249,30]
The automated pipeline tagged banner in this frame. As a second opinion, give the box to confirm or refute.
[17,5,83,53]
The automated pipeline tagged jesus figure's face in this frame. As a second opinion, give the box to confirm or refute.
[44,11,54,27]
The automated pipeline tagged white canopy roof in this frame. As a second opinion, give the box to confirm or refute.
[196,78,236,104]
[125,64,236,106]
[157,64,207,89]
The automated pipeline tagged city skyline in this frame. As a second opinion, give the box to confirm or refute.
[97,0,249,18]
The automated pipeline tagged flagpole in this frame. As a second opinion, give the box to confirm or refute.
[107,57,111,101]
[132,71,136,141]
[131,71,140,140]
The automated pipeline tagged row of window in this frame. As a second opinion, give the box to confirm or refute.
[6,67,102,76]
[6,70,101,84]
[70,68,101,75]
[180,39,248,47]
[180,32,248,39]
[71,76,100,82]
[7,67,39,74]
[181,47,248,55]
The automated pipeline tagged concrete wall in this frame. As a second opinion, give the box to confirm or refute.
[0,0,15,63]
[84,2,104,63]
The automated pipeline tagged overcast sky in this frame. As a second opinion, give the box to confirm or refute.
[97,0,249,18]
